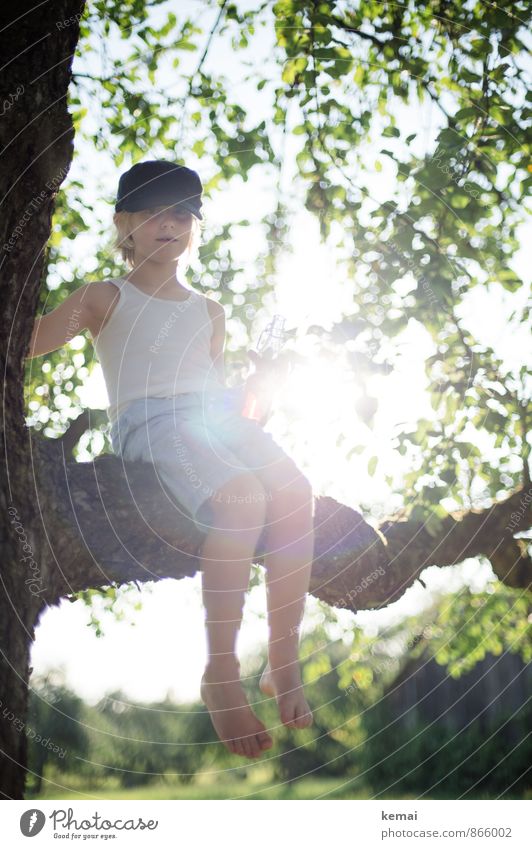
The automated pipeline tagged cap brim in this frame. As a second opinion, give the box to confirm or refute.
[177,201,203,220]
[115,196,202,220]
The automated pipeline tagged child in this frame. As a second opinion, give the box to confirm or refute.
[28,160,315,760]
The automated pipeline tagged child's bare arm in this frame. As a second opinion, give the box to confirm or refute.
[26,284,97,358]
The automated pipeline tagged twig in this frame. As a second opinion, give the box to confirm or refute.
[178,0,229,143]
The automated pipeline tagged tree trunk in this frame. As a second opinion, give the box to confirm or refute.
[0,0,85,801]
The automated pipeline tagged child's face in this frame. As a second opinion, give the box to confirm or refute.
[130,205,194,263]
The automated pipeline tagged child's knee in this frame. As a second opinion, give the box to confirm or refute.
[258,458,312,501]
[206,472,268,530]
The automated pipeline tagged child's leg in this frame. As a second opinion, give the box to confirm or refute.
[258,465,314,729]
[199,471,273,759]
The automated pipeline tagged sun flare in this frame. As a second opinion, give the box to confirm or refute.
[272,354,371,494]
[278,355,361,423]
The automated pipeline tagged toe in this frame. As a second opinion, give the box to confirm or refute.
[249,738,261,759]
[279,698,297,727]
[280,708,296,728]
[259,676,274,697]
[232,739,245,757]
[252,733,268,756]
[257,731,273,750]
[242,736,254,759]
[227,739,239,756]
[295,708,313,728]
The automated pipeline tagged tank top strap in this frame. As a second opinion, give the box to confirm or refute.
[107,276,127,290]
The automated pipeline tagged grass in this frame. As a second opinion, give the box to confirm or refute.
[28,776,529,801]
[29,776,379,801]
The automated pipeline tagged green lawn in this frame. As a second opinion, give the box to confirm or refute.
[29,777,528,801]
[29,777,379,801]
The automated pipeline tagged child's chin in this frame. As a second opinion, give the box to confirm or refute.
[151,245,184,259]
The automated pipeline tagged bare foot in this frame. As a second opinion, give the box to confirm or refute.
[259,661,313,729]
[201,662,273,759]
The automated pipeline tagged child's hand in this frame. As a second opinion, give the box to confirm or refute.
[247,349,292,383]
[243,351,294,423]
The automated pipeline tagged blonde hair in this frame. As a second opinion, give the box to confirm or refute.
[112,210,202,270]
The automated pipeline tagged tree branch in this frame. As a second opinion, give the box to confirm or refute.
[327,15,389,51]
[34,434,531,620]
[178,0,229,140]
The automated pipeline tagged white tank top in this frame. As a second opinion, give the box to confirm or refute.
[92,276,225,423]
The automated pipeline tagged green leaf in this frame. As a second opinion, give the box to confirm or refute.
[282,56,308,85]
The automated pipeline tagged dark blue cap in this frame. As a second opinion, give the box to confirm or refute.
[115,160,203,219]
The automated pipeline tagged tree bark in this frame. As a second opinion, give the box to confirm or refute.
[33,433,532,613]
[0,0,85,801]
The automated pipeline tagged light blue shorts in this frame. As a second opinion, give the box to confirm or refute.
[109,387,303,532]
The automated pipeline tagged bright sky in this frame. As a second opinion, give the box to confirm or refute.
[30,3,531,705]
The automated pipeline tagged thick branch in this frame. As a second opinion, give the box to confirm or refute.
[34,435,400,611]
[34,435,531,619]
[380,490,531,591]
